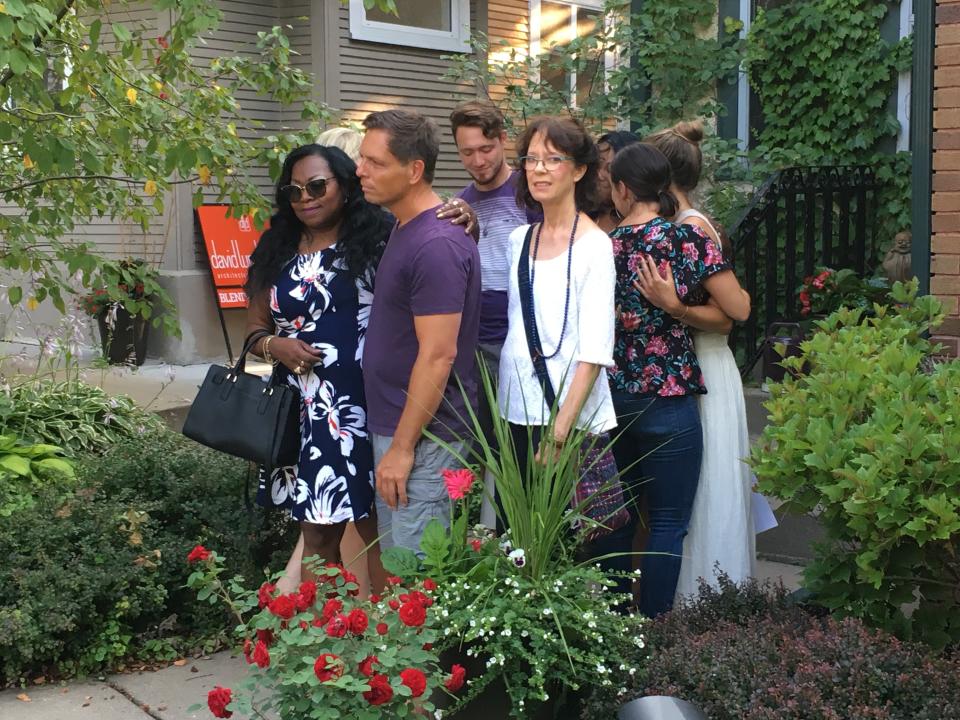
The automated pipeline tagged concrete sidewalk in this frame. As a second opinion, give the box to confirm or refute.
[0,560,804,720]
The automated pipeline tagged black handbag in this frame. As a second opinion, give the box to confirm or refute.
[182,330,301,472]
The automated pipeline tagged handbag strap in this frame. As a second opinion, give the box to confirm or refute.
[233,329,273,375]
[518,224,557,408]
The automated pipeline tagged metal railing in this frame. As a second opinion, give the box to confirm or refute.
[728,165,884,375]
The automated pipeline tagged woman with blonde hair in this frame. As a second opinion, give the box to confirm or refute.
[642,119,755,600]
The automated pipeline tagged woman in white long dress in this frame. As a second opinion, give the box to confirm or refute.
[641,120,756,599]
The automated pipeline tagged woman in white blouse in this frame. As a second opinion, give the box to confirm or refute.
[498,115,616,478]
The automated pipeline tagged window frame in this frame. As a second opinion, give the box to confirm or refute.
[528,0,614,108]
[348,0,472,53]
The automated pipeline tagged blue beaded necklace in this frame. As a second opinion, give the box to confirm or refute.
[529,212,579,360]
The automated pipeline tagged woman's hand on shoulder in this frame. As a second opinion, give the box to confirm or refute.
[436,198,478,238]
[270,336,325,375]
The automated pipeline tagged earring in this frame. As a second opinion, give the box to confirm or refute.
[343,196,349,205]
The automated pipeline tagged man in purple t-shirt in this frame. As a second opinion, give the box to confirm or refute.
[357,109,481,555]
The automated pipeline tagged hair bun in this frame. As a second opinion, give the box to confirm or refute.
[673,120,704,146]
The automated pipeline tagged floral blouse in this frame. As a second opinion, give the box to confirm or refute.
[609,216,730,397]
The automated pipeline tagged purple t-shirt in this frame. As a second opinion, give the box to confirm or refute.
[459,171,540,344]
[363,205,482,441]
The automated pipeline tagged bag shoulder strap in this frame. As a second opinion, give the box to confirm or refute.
[517,224,557,409]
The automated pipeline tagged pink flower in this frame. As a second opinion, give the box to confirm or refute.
[620,312,641,331]
[660,375,685,397]
[644,336,669,357]
[681,242,699,261]
[442,468,476,500]
[705,242,724,265]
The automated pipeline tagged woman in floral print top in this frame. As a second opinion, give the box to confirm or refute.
[609,215,730,396]
[605,142,749,619]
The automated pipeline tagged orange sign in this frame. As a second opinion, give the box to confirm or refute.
[196,205,268,309]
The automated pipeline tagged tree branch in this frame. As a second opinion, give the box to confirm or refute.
[0,0,78,87]
[0,173,201,195]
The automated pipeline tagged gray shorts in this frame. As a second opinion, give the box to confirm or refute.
[372,434,469,556]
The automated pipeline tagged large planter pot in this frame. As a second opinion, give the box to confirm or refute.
[96,305,149,366]
[435,645,573,719]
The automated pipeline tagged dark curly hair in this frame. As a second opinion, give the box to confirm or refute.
[245,144,391,298]
[515,115,599,213]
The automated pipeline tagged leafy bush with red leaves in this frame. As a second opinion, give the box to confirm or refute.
[593,574,960,720]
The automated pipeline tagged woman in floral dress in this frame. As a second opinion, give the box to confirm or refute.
[606,142,748,618]
[245,144,391,585]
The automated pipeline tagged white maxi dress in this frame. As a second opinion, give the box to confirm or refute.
[674,209,756,600]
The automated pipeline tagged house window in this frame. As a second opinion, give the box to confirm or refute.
[348,0,471,53]
[530,0,609,107]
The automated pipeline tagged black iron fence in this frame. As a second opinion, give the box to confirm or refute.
[728,165,884,374]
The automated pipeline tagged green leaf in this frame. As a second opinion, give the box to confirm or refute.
[7,286,22,305]
[0,454,33,476]
[379,546,420,578]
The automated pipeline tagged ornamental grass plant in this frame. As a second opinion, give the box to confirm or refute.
[379,362,647,717]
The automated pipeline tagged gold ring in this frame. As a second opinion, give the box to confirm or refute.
[295,363,305,374]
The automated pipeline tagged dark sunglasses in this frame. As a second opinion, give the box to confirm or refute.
[279,177,333,203]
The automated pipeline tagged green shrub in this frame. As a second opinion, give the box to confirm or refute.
[0,379,165,454]
[0,434,74,517]
[750,281,960,648]
[0,429,296,683]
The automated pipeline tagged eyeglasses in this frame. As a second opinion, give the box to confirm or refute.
[518,154,573,171]
[279,177,333,203]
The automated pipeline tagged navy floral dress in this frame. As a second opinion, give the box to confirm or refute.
[609,217,730,397]
[256,246,375,524]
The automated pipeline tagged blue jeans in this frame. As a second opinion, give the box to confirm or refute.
[611,392,703,618]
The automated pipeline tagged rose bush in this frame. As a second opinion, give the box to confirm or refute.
[187,549,466,720]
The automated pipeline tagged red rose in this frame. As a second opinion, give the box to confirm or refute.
[255,628,273,646]
[401,590,433,608]
[444,664,467,693]
[388,599,400,611]
[358,654,379,678]
[423,578,437,591]
[376,622,389,636]
[325,613,348,638]
[187,545,211,563]
[422,642,433,651]
[398,601,426,627]
[314,653,343,682]
[252,640,270,669]
[342,568,360,595]
[469,539,482,552]
[320,597,343,624]
[242,638,253,664]
[268,594,297,620]
[347,608,369,635]
[207,686,233,718]
[799,290,810,304]
[387,575,402,585]
[257,582,276,608]
[296,581,317,611]
[369,593,381,603]
[363,673,394,706]
[400,668,427,698]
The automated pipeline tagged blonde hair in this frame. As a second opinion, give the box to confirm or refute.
[645,119,704,192]
[317,127,363,162]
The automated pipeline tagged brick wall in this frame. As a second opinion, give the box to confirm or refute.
[933,1,960,355]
